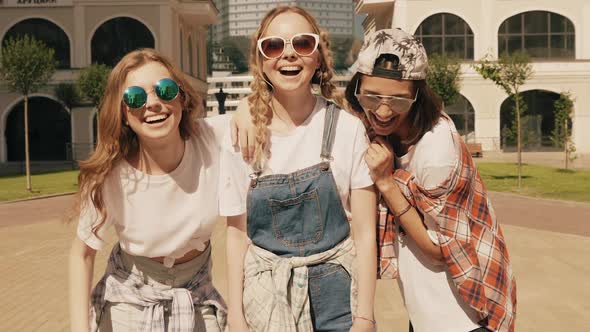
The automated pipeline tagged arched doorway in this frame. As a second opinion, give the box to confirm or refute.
[446,94,475,141]
[5,97,71,161]
[2,18,71,68]
[500,90,560,151]
[91,17,155,66]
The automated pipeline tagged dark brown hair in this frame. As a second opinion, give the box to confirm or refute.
[344,54,443,145]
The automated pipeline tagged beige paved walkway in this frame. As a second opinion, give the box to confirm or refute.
[0,194,588,331]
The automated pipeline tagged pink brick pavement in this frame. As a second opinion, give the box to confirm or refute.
[0,193,588,331]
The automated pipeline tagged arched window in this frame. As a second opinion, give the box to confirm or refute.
[498,11,575,59]
[91,17,155,66]
[3,18,70,68]
[414,13,474,60]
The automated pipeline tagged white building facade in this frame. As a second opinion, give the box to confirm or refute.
[356,0,590,154]
[0,0,217,166]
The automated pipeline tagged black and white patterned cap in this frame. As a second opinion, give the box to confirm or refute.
[351,28,428,80]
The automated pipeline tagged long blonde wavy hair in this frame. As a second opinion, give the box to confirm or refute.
[72,49,203,234]
[248,6,344,171]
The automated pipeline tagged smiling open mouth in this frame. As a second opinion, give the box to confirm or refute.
[145,114,169,124]
[279,66,302,76]
[370,113,395,127]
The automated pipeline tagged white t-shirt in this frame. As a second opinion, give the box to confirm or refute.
[77,115,230,267]
[219,96,373,219]
[394,117,481,332]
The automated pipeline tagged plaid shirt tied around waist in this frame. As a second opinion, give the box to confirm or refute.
[377,132,516,332]
[89,244,227,332]
[242,237,358,332]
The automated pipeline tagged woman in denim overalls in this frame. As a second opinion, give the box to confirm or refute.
[220,6,378,332]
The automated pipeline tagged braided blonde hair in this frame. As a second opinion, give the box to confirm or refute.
[248,5,344,171]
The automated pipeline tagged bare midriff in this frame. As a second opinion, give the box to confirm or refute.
[150,241,210,265]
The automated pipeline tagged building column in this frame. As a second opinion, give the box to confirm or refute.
[571,87,590,154]
[73,4,87,67]
[477,0,494,60]
[462,73,504,151]
[159,5,173,59]
[393,0,408,30]
[71,106,96,161]
[582,4,590,60]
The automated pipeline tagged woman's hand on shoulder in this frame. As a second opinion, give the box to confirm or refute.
[230,98,256,163]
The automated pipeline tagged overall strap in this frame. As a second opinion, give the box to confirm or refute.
[320,102,339,161]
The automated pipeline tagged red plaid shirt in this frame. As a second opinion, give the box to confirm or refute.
[377,133,516,332]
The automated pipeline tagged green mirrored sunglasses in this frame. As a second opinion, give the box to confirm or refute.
[122,78,180,109]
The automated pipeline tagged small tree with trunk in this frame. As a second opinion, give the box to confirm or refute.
[77,64,110,108]
[427,54,462,107]
[77,64,110,141]
[552,92,576,169]
[473,51,533,188]
[54,83,81,111]
[0,35,56,192]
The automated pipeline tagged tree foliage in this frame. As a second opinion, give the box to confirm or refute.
[426,54,462,106]
[552,92,576,169]
[220,36,250,73]
[54,83,81,110]
[473,51,533,188]
[0,35,56,95]
[78,64,111,108]
[0,35,57,192]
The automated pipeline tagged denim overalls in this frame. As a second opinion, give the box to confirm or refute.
[247,103,353,331]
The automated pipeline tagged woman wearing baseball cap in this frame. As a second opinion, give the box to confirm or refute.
[344,28,516,332]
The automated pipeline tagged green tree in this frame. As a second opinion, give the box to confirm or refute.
[427,54,462,107]
[331,37,354,71]
[220,37,249,73]
[54,83,81,111]
[0,35,56,192]
[78,64,110,141]
[77,64,110,108]
[552,92,576,169]
[473,51,533,188]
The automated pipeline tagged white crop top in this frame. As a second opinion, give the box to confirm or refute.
[76,115,230,267]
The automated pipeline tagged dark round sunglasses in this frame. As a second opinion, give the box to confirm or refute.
[122,78,180,109]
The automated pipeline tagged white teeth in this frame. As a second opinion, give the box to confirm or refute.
[145,114,168,123]
[280,66,302,71]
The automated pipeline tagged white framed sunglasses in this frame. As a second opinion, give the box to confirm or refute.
[257,33,320,59]
[354,80,418,114]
